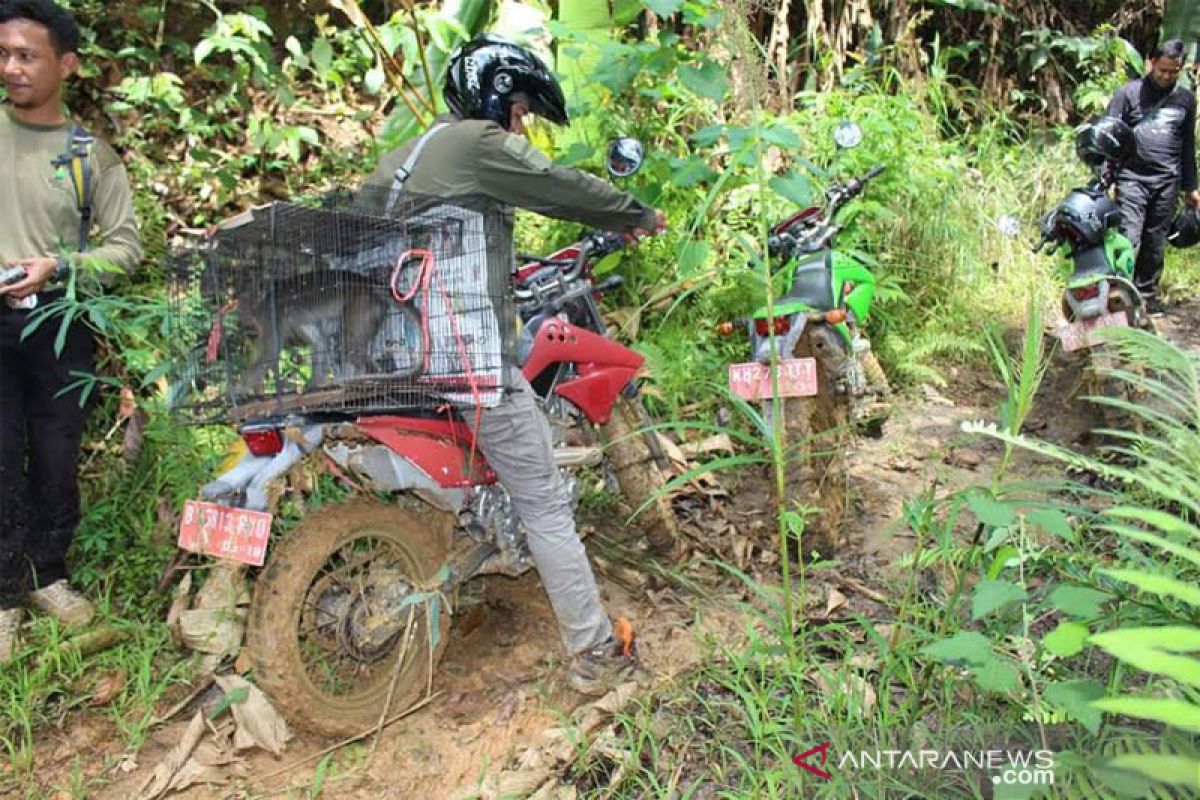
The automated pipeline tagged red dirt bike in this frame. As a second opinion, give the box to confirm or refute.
[184,140,676,738]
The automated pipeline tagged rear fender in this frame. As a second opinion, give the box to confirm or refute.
[752,314,808,364]
[322,440,467,512]
[1063,277,1111,321]
[356,417,498,489]
[200,425,326,512]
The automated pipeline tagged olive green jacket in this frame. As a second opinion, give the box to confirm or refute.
[363,117,655,367]
[0,108,142,287]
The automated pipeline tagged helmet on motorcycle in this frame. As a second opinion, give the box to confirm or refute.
[1053,188,1121,247]
[1169,206,1200,248]
[1075,116,1136,168]
[443,35,568,130]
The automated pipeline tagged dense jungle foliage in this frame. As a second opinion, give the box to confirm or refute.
[5,0,1200,797]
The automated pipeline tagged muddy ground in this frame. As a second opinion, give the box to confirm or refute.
[19,301,1200,800]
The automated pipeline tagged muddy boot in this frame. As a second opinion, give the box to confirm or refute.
[568,617,649,697]
[29,580,94,628]
[0,607,23,663]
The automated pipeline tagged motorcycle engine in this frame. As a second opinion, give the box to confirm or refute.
[459,467,581,578]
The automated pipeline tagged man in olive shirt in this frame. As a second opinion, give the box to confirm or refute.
[0,0,142,661]
[365,36,663,695]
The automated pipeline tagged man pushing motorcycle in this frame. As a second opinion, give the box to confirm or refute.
[361,35,665,695]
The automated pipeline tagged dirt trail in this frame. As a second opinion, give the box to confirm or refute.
[26,301,1200,800]
[89,564,746,799]
[76,388,1019,800]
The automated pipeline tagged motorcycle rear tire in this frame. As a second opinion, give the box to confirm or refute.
[246,500,453,738]
[776,325,851,560]
[600,396,680,557]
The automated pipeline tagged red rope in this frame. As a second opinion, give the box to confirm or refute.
[390,247,486,472]
[206,299,238,363]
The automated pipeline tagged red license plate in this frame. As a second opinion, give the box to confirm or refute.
[728,358,819,401]
[1058,311,1128,352]
[178,500,272,566]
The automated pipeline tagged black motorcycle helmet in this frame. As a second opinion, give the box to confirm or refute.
[1075,116,1136,168]
[1053,188,1122,247]
[443,35,568,130]
[1169,206,1200,248]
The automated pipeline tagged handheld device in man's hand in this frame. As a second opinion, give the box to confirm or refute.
[0,266,27,287]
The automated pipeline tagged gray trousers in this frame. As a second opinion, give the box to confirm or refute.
[1117,176,1180,298]
[473,370,612,655]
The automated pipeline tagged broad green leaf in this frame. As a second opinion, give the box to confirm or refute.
[1093,696,1200,733]
[971,579,1027,620]
[555,142,594,167]
[923,0,1006,13]
[676,239,710,274]
[668,156,718,187]
[643,0,684,17]
[690,124,726,146]
[194,39,215,65]
[592,251,623,277]
[1162,0,1200,44]
[364,67,386,95]
[760,123,801,149]
[768,170,812,206]
[284,36,305,61]
[966,492,1016,527]
[970,658,1020,692]
[1107,753,1200,790]
[1029,508,1075,541]
[1101,568,1200,607]
[678,60,729,102]
[1048,585,1110,618]
[921,631,993,666]
[311,37,334,78]
[1044,679,1105,734]
[1044,621,1090,657]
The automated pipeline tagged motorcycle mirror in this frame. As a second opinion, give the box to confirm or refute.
[833,121,863,150]
[996,215,1022,238]
[606,137,645,178]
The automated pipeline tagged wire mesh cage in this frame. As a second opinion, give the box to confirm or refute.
[167,188,512,424]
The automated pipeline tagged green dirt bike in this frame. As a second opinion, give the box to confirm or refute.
[1031,117,1153,434]
[721,122,890,557]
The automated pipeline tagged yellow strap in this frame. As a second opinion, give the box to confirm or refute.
[71,156,87,206]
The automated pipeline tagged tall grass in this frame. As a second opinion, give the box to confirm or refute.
[588,322,1200,798]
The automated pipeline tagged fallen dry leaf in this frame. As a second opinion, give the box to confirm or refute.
[118,385,136,420]
[137,710,206,800]
[824,587,848,617]
[213,675,291,757]
[944,448,984,470]
[811,671,878,716]
[839,576,889,604]
[679,434,735,458]
[122,408,148,461]
[90,669,128,707]
[494,690,522,725]
[165,571,192,642]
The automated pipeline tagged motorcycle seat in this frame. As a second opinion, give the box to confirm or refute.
[1070,244,1116,280]
[785,251,837,311]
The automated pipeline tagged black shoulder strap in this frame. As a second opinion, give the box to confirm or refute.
[1139,84,1180,126]
[51,123,96,252]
